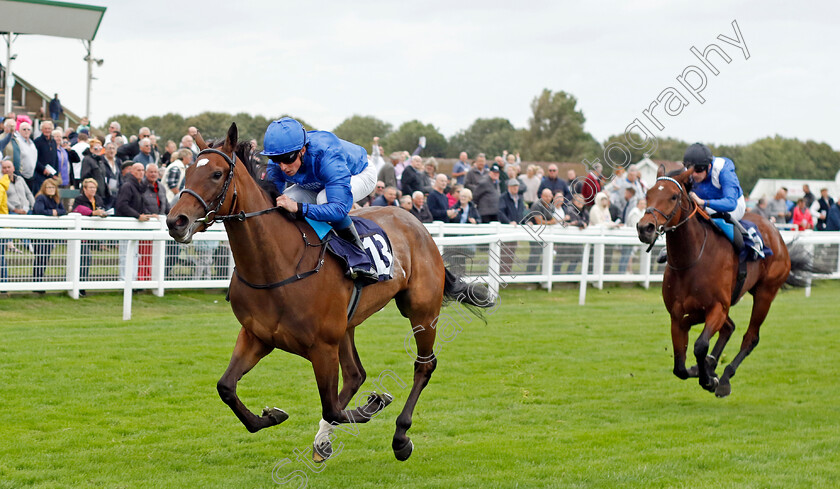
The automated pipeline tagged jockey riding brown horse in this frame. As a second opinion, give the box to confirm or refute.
[166,123,494,461]
[637,166,803,397]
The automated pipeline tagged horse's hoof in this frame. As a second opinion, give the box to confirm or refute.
[262,407,289,425]
[393,439,414,461]
[704,377,719,392]
[313,441,333,463]
[369,391,394,408]
[715,382,732,398]
[705,355,718,371]
[686,365,699,378]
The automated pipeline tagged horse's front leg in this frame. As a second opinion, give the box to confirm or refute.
[694,304,727,392]
[217,327,288,433]
[309,341,392,463]
[671,314,692,379]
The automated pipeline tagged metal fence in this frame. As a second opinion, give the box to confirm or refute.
[2,215,839,319]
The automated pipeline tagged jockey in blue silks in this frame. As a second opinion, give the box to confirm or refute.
[263,117,378,280]
[657,143,751,263]
[683,142,746,222]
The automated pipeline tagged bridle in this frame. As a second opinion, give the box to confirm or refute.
[179,148,239,225]
[177,146,328,289]
[179,148,284,225]
[642,176,709,262]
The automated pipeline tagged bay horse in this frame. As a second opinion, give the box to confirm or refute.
[166,123,493,461]
[636,166,810,397]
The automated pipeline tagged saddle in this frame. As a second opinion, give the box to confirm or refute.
[707,213,773,305]
[321,217,394,285]
[303,216,394,321]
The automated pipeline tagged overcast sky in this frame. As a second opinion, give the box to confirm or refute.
[7,0,839,150]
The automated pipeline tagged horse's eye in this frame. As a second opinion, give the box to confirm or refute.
[671,194,678,201]
[213,171,223,179]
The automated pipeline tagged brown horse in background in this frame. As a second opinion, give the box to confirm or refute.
[636,167,810,397]
[166,123,493,461]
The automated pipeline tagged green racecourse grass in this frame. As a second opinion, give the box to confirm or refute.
[1,282,839,489]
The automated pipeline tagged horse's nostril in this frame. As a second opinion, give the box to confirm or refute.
[169,214,189,230]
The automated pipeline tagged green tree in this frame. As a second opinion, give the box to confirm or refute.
[654,136,692,162]
[523,89,601,162]
[448,118,522,158]
[332,115,392,149]
[99,114,144,140]
[382,120,448,157]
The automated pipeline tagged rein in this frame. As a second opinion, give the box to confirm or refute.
[643,176,710,270]
[179,146,328,290]
[180,148,285,224]
[643,176,704,252]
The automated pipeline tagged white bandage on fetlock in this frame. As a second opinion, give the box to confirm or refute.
[314,418,335,446]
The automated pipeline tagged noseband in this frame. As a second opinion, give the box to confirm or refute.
[642,176,701,253]
[179,148,238,225]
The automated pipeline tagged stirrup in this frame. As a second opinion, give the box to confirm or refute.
[656,247,668,264]
[336,222,378,282]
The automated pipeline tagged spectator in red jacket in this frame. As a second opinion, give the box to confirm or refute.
[581,162,607,208]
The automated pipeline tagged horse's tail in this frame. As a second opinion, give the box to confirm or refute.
[442,267,496,322]
[785,240,831,287]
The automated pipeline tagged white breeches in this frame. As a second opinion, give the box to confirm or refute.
[284,163,377,205]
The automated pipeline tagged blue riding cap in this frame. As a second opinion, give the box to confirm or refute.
[261,117,307,156]
[683,143,713,171]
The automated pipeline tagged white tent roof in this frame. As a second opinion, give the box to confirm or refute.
[0,0,106,41]
[749,171,840,202]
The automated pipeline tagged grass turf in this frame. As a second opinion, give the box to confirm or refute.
[0,282,838,488]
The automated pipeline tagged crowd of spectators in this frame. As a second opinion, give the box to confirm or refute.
[750,184,840,232]
[3,117,840,290]
[359,138,654,235]
[0,113,211,290]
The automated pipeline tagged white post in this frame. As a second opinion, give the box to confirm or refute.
[152,238,165,297]
[594,242,604,290]
[123,240,136,320]
[642,247,652,289]
[805,240,814,298]
[488,239,502,298]
[4,32,13,115]
[578,243,591,305]
[67,215,82,299]
[542,235,554,291]
[84,41,93,118]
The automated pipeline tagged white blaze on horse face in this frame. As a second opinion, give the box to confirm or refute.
[658,185,664,191]
[196,158,209,168]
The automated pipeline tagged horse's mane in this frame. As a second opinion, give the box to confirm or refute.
[207,139,259,179]
[206,138,280,200]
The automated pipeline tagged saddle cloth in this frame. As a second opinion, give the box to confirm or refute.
[305,216,394,283]
[710,218,773,262]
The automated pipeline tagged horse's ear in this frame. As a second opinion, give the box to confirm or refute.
[224,123,238,154]
[657,164,666,178]
[194,130,209,151]
[680,165,695,189]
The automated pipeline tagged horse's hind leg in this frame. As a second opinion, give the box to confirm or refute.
[337,329,367,407]
[309,340,394,461]
[312,329,369,461]
[217,327,288,433]
[391,304,438,461]
[708,316,736,369]
[716,288,776,398]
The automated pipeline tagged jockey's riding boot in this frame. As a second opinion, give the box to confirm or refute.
[336,222,378,282]
[656,246,668,264]
[727,216,746,255]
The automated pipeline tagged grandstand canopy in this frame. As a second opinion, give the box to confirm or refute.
[0,0,106,41]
